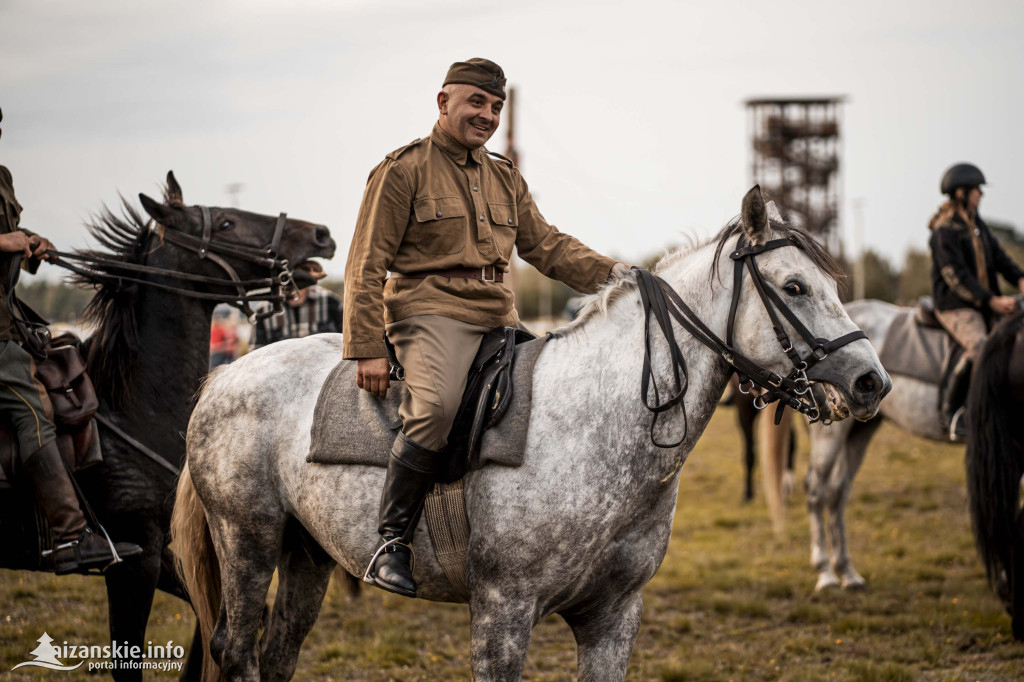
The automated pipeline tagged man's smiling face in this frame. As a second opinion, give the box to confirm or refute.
[438,84,503,150]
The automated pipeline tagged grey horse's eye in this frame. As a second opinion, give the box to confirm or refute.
[783,281,805,296]
[217,219,235,232]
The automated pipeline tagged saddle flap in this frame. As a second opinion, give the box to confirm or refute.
[878,309,953,386]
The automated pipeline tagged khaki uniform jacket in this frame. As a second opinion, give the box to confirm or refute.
[343,124,616,359]
[0,166,39,342]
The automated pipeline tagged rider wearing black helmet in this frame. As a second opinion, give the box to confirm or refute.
[929,162,1024,439]
[0,107,142,573]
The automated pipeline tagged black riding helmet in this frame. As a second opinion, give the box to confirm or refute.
[941,163,986,196]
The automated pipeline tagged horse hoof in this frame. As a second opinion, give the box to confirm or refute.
[815,575,841,592]
[841,576,867,591]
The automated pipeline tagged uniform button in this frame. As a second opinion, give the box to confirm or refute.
[436,210,442,218]
[507,218,513,224]
[472,186,479,192]
[479,215,485,222]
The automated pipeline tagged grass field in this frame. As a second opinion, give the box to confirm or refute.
[2,407,1023,680]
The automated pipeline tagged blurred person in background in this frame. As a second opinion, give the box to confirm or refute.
[0,106,141,572]
[250,283,342,350]
[929,162,1024,439]
[209,306,239,368]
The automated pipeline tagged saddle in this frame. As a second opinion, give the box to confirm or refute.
[878,301,964,404]
[308,326,544,598]
[0,335,102,489]
[308,326,541,482]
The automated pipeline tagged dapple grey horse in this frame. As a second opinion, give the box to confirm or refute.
[171,189,888,681]
[761,299,947,592]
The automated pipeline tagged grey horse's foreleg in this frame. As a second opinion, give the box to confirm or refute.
[258,522,336,682]
[564,592,643,682]
[826,417,879,590]
[806,420,851,591]
[469,587,536,681]
[206,514,284,682]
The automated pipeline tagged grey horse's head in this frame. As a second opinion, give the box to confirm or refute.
[725,187,891,421]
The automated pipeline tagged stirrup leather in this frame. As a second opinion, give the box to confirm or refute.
[362,537,415,584]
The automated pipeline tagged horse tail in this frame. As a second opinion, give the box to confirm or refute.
[171,462,221,682]
[966,310,1024,593]
[760,407,792,534]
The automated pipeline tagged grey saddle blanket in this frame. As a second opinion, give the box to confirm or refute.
[878,309,953,385]
[307,337,547,468]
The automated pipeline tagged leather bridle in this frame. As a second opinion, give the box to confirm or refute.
[48,208,295,321]
[635,234,867,448]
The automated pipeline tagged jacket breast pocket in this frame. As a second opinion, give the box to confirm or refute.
[488,202,518,260]
[412,197,466,256]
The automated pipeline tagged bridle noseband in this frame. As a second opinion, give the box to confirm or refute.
[49,208,295,322]
[635,234,866,448]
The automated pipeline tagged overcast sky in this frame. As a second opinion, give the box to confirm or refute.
[2,0,1022,281]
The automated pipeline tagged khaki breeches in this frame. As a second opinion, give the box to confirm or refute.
[385,314,488,451]
[0,340,57,456]
[934,308,988,360]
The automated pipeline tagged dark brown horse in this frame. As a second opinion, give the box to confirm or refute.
[966,307,1024,640]
[0,172,334,679]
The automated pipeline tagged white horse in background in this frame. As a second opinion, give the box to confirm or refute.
[171,188,889,681]
[761,299,955,592]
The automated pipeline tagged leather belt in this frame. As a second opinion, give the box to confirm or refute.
[391,266,504,283]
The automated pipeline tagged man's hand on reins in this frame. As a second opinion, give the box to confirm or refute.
[357,357,391,399]
[27,235,54,261]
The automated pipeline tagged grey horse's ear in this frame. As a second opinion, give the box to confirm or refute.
[741,185,770,244]
[765,200,783,224]
[164,171,184,206]
[140,192,188,228]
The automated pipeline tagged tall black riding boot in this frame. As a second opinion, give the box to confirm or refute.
[364,432,437,597]
[21,441,143,574]
[942,356,973,442]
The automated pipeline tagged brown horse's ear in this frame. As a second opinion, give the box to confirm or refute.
[741,185,770,245]
[140,192,187,228]
[164,171,184,206]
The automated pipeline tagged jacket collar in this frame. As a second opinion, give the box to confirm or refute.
[431,123,485,166]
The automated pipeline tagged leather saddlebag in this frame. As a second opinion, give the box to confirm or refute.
[34,344,99,429]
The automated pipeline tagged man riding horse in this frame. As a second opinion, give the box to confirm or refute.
[0,107,141,573]
[930,162,1024,439]
[343,59,628,597]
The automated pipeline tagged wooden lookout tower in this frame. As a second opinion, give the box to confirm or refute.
[745,97,846,252]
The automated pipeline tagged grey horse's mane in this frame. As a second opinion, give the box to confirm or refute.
[551,216,843,339]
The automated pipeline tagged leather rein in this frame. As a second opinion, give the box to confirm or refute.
[46,208,294,322]
[635,234,867,448]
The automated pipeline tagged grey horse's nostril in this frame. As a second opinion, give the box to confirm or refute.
[855,371,881,396]
[315,226,331,245]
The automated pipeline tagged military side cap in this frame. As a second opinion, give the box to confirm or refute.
[443,58,506,100]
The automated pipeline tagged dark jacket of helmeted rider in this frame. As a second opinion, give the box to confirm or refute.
[0,107,141,573]
[928,162,1024,439]
[343,59,627,598]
